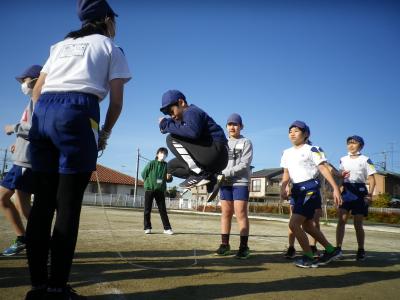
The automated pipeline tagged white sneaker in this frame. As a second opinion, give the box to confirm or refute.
[144,229,152,234]
[163,229,174,235]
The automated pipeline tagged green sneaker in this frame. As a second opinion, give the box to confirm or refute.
[235,246,250,259]
[215,244,231,256]
[2,239,26,256]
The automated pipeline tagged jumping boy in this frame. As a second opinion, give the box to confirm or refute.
[280,120,342,268]
[159,90,228,193]
[335,135,376,261]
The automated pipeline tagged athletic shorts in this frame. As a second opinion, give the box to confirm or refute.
[29,92,100,174]
[220,185,249,201]
[1,164,34,194]
[340,183,368,216]
[291,179,322,220]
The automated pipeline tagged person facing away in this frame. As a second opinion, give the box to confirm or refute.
[158,89,228,194]
[141,147,174,235]
[24,0,131,299]
[0,65,42,256]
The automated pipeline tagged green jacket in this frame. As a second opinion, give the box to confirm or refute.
[141,160,171,192]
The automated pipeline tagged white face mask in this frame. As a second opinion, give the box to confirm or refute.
[157,153,166,161]
[21,82,33,96]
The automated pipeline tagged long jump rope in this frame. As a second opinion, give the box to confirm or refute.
[94,170,198,270]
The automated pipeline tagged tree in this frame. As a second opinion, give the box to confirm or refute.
[372,193,391,208]
[166,186,178,198]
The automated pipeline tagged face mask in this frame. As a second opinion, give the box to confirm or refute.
[158,153,166,161]
[21,82,33,96]
[348,151,361,156]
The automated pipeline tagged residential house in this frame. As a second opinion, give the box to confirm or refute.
[374,171,400,198]
[249,168,282,202]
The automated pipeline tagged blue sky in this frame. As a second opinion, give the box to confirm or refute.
[0,0,399,182]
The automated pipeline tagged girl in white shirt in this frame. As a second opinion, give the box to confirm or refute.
[335,135,376,261]
[281,120,342,268]
[25,1,131,299]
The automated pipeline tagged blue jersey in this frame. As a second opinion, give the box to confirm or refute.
[159,104,227,143]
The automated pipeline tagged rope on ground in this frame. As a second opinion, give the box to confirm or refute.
[94,171,198,270]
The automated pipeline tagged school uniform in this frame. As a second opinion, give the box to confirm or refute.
[160,102,228,179]
[1,100,35,194]
[220,135,253,200]
[280,144,326,219]
[26,33,131,289]
[339,154,376,216]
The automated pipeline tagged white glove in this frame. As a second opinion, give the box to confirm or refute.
[98,126,111,151]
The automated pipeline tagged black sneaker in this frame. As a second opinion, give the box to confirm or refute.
[295,255,318,268]
[25,287,47,300]
[179,174,209,189]
[215,244,231,256]
[235,246,250,259]
[317,248,342,266]
[310,245,320,259]
[356,248,366,261]
[284,246,296,259]
[207,174,224,202]
[44,286,86,300]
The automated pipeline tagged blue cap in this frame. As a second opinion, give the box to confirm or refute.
[227,113,243,126]
[347,135,364,149]
[15,65,42,83]
[77,0,117,25]
[160,90,186,114]
[289,120,310,136]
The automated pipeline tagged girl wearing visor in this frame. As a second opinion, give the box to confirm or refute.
[25,0,131,299]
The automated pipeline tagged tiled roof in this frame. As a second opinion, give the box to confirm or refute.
[251,168,283,178]
[89,164,143,186]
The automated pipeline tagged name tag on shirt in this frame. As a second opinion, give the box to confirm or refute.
[157,179,163,184]
[58,43,88,58]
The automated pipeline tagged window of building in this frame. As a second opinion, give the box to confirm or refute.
[252,179,261,192]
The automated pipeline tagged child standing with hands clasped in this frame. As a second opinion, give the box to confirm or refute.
[335,135,376,261]
[215,114,253,259]
[280,121,342,268]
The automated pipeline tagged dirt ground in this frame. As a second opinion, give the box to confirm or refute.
[1,206,400,299]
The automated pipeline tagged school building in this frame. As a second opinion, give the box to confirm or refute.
[85,164,145,197]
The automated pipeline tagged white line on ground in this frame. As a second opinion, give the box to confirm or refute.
[169,209,400,234]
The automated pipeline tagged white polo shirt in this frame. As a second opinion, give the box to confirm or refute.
[41,34,131,101]
[339,154,376,183]
[280,144,327,184]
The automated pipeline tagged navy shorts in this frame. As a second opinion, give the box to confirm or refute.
[291,179,322,220]
[220,185,249,201]
[340,183,368,216]
[1,165,34,194]
[29,92,100,174]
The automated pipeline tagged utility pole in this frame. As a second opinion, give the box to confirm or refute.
[389,142,395,171]
[382,151,387,171]
[1,148,8,178]
[133,148,140,203]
